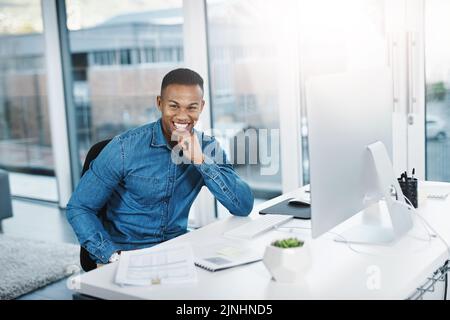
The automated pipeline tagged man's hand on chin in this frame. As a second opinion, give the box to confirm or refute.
[174,130,204,165]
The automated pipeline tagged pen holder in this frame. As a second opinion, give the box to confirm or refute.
[397,178,418,208]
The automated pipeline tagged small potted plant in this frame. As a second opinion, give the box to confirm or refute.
[263,238,311,283]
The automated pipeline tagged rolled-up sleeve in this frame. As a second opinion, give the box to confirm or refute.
[66,136,124,264]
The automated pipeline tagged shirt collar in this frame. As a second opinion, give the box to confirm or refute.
[150,118,169,148]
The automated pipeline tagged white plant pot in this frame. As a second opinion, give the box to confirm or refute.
[263,243,311,283]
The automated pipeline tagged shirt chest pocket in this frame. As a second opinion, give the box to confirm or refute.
[125,174,166,205]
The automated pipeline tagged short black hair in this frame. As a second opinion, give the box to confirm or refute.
[161,68,204,96]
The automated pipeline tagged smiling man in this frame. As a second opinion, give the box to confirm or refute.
[66,68,254,266]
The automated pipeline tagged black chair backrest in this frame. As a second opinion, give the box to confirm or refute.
[79,139,111,272]
[81,139,112,176]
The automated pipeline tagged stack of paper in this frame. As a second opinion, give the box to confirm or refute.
[115,243,197,286]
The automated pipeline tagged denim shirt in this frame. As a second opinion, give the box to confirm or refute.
[66,119,254,264]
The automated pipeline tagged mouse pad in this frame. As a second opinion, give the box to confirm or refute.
[259,198,311,220]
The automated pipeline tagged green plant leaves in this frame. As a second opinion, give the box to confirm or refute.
[271,238,304,248]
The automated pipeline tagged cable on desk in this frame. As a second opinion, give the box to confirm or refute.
[328,231,383,256]
[276,197,449,257]
[274,225,379,256]
[403,197,450,300]
[332,197,444,256]
[403,196,450,256]
[276,199,450,299]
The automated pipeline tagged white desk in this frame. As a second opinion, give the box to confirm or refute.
[73,181,450,300]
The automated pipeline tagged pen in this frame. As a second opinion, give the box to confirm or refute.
[412,168,415,179]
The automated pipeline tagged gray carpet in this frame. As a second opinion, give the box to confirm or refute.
[0,235,80,300]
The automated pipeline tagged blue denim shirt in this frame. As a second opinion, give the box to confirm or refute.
[66,119,254,264]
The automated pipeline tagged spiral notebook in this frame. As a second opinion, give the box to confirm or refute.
[193,239,263,272]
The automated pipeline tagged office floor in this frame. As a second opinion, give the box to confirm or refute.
[1,199,78,300]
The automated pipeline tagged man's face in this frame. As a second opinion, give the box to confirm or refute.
[157,84,205,141]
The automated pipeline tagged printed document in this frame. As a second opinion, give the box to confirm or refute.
[115,243,197,286]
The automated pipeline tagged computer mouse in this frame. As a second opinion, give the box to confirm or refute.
[287,198,310,207]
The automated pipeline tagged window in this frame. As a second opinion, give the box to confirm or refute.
[425,0,450,181]
[143,48,156,63]
[65,0,183,167]
[158,47,175,62]
[119,49,132,65]
[206,0,389,218]
[297,0,388,184]
[206,0,286,216]
[0,0,56,200]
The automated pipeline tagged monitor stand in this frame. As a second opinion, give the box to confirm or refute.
[334,201,398,245]
[334,141,414,245]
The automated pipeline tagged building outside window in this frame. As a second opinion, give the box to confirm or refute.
[424,0,450,181]
[65,0,184,167]
[0,0,57,201]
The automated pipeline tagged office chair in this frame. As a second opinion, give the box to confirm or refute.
[79,139,111,272]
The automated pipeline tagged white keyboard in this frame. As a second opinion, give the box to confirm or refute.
[427,192,449,200]
[224,214,293,239]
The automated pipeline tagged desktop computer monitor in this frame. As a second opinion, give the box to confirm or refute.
[306,68,413,244]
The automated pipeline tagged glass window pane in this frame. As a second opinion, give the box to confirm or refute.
[206,0,388,217]
[65,0,183,166]
[0,0,57,200]
[206,0,284,216]
[297,0,388,184]
[425,0,450,181]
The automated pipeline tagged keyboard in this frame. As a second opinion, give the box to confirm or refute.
[224,214,293,239]
[427,192,449,200]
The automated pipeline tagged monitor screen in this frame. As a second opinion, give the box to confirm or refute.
[306,68,394,238]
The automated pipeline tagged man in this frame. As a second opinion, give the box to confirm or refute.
[66,68,254,266]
